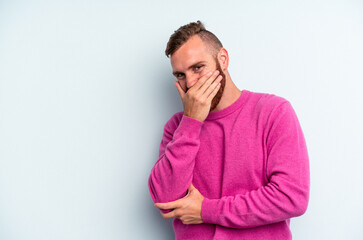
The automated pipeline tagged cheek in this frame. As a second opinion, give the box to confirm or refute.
[199,69,210,77]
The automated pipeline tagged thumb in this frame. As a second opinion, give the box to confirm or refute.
[174,81,185,99]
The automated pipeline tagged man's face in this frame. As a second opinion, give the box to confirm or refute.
[170,35,226,111]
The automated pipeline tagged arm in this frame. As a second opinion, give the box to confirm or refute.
[149,70,222,210]
[148,114,204,208]
[201,101,310,228]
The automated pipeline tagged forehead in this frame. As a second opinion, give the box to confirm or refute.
[170,35,213,71]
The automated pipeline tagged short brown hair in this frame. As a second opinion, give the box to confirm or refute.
[165,20,223,58]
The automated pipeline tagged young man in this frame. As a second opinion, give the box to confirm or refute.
[148,21,310,240]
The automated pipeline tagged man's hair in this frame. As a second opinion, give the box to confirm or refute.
[165,20,223,58]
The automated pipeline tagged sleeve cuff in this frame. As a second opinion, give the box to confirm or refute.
[201,197,219,224]
[173,114,204,139]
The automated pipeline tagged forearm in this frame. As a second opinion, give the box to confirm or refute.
[201,171,310,228]
[148,115,204,205]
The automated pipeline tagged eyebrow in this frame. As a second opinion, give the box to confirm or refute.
[172,61,207,76]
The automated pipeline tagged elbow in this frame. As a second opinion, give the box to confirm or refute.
[290,188,310,217]
[148,176,173,214]
[148,174,159,204]
[294,199,309,217]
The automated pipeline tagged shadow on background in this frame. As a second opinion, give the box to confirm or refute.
[141,68,181,239]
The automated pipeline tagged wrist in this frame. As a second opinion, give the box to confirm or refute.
[183,113,204,122]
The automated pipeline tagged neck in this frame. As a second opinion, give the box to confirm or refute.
[210,71,241,113]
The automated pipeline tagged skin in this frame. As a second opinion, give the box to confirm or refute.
[154,35,242,225]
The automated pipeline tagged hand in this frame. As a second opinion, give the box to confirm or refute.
[154,184,205,225]
[174,70,222,122]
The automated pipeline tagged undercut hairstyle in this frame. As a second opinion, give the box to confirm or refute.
[165,20,223,58]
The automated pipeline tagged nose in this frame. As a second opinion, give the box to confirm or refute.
[185,73,198,89]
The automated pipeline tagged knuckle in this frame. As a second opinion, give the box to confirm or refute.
[182,219,190,225]
[193,97,202,104]
[175,209,183,217]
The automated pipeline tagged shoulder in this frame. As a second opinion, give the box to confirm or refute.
[163,111,184,134]
[244,90,292,117]
[247,90,289,111]
[245,90,301,133]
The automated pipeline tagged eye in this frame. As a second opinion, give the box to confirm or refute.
[175,73,185,79]
[194,65,203,72]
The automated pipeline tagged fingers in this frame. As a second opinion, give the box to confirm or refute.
[174,81,185,99]
[175,70,221,100]
[154,199,181,210]
[160,209,177,219]
[192,71,213,90]
[204,75,222,99]
[154,202,172,210]
[198,70,221,94]
[206,81,222,102]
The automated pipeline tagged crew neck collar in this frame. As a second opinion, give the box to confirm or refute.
[205,89,249,121]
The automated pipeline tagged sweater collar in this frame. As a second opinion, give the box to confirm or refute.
[205,89,250,121]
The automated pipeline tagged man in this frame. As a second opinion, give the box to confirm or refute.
[148,21,310,239]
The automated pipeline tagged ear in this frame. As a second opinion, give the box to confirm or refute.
[217,48,229,71]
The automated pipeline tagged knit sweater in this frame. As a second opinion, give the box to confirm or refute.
[148,89,310,240]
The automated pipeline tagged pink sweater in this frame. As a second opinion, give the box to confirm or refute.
[148,89,310,240]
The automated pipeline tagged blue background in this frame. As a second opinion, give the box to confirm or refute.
[0,0,362,239]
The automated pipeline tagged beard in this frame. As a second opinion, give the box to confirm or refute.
[209,59,226,111]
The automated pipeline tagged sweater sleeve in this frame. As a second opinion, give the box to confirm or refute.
[148,114,204,210]
[201,101,310,228]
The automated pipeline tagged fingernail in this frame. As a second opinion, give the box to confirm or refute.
[214,70,219,75]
